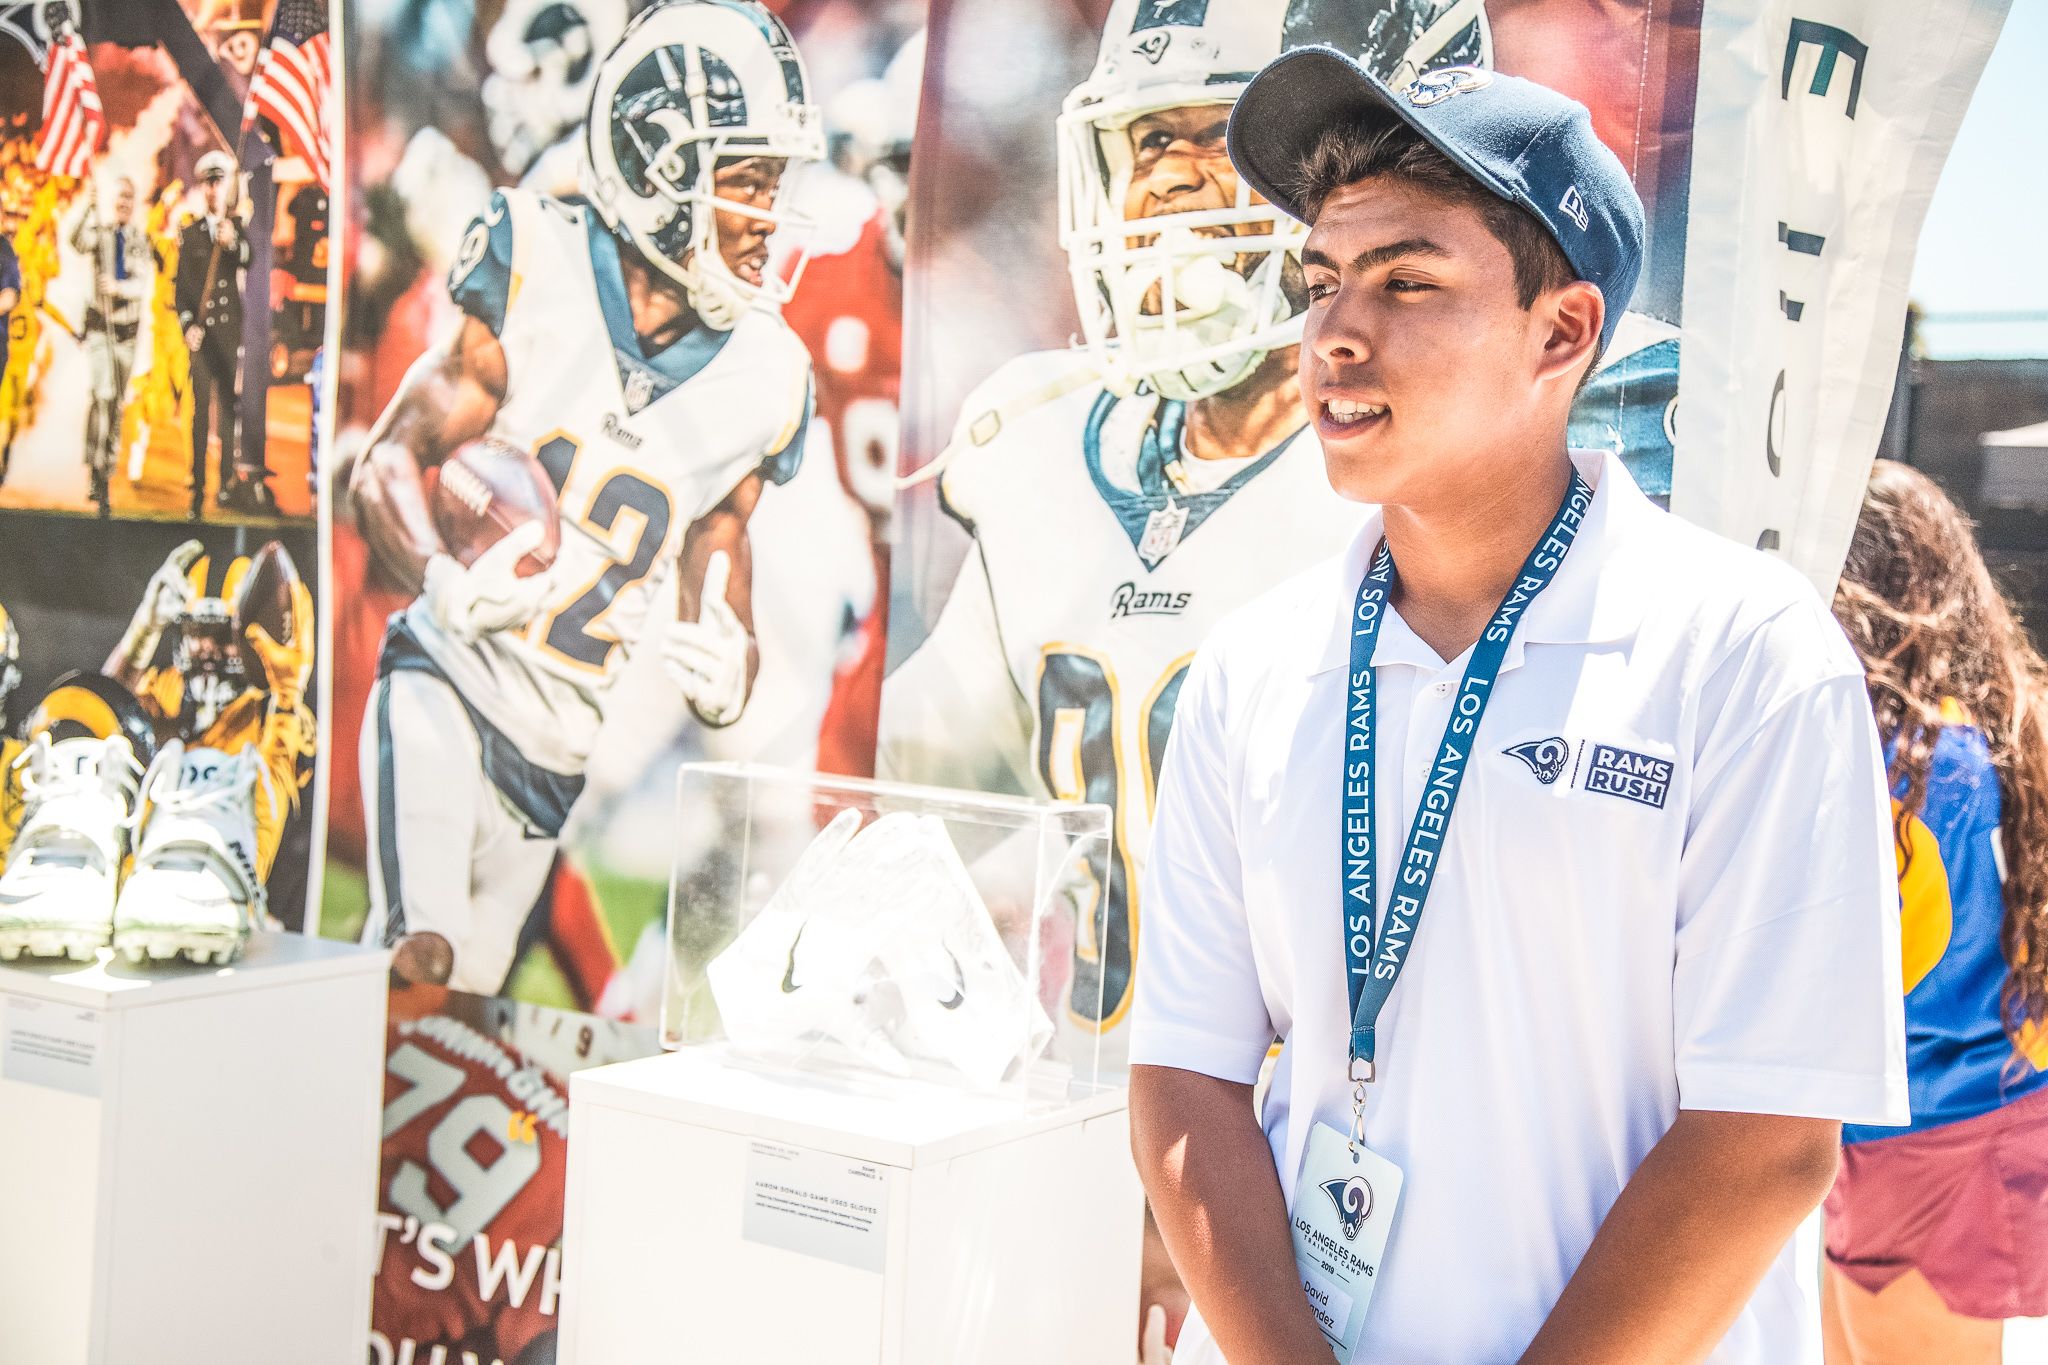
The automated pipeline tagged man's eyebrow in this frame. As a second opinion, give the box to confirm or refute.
[1300,238,1452,274]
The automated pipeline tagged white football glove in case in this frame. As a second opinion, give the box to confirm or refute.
[423,522,557,644]
[706,810,1055,1089]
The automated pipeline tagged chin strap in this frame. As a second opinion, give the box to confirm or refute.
[896,362,1104,491]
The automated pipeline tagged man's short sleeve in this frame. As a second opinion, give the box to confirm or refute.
[1129,643,1275,1083]
[447,192,515,337]
[1674,605,1908,1125]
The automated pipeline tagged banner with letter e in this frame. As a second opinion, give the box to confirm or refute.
[1674,0,2010,591]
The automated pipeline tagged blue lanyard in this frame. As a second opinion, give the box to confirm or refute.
[1341,471,1593,1081]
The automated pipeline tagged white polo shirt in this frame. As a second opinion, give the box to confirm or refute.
[1133,451,1908,1365]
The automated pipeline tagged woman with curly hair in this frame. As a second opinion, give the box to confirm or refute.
[1824,460,2048,1364]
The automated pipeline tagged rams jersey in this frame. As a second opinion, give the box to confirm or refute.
[374,1012,568,1362]
[405,188,812,774]
[1844,721,2048,1141]
[136,670,311,881]
[879,350,1363,1036]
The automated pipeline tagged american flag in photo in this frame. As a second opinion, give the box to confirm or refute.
[244,0,334,190]
[36,28,105,180]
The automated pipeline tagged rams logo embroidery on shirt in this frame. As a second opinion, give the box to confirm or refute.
[1321,1175,1373,1241]
[1504,736,1571,785]
[1584,743,1673,809]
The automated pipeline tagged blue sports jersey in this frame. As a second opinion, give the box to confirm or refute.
[1844,722,2048,1142]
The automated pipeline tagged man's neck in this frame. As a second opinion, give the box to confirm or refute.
[621,252,700,352]
[1183,345,1304,463]
[1383,446,1574,663]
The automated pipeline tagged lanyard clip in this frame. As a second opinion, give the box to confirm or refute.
[1349,1057,1376,1084]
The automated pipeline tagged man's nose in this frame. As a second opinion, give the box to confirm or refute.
[1308,285,1372,366]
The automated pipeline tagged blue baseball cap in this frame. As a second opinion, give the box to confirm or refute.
[1227,49,1645,351]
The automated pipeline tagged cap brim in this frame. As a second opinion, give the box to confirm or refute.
[1228,47,1518,224]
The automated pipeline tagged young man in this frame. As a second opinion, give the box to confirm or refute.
[1129,50,1907,1365]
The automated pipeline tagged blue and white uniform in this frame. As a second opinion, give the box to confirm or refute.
[362,187,811,995]
[878,349,1362,1044]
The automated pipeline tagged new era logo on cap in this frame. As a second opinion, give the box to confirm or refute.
[1558,185,1590,231]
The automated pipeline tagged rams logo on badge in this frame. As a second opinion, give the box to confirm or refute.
[1321,1175,1373,1241]
[1504,736,1571,785]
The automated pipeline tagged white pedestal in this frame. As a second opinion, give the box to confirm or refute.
[0,932,390,1365]
[560,1047,1142,1365]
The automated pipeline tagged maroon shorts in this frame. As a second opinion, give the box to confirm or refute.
[1825,1084,2048,1319]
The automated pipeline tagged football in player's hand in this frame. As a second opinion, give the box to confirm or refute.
[431,437,560,577]
[235,539,301,652]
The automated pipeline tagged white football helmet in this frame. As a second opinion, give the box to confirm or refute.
[482,0,630,179]
[582,0,826,330]
[826,28,923,269]
[1056,0,1490,401]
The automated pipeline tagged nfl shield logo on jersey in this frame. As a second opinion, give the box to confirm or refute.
[623,366,656,414]
[1138,499,1188,568]
[1321,1175,1374,1241]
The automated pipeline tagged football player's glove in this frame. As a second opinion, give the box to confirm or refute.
[423,523,560,645]
[662,550,749,727]
[116,539,203,671]
[244,581,315,715]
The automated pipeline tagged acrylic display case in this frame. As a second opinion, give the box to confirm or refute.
[661,762,1113,1098]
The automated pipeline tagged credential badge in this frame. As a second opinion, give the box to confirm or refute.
[1404,65,1491,108]
[1320,1175,1373,1241]
[1138,498,1188,568]
[1504,736,1571,785]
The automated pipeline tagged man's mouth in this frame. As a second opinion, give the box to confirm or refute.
[732,249,767,286]
[1321,397,1388,428]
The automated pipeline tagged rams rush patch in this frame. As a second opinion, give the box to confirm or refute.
[1583,743,1672,809]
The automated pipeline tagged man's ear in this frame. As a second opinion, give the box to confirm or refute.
[1537,280,1604,389]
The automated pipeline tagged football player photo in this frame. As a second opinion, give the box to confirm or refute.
[348,0,823,997]
[882,0,1493,1048]
[881,0,1689,1058]
[0,526,317,963]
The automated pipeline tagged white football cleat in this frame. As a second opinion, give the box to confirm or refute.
[0,734,141,961]
[112,743,266,966]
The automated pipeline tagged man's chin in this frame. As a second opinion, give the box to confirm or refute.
[1319,444,1404,507]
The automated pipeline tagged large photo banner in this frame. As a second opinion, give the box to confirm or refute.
[881,0,1701,1068]
[1675,0,2008,588]
[0,0,328,945]
[321,0,921,1358]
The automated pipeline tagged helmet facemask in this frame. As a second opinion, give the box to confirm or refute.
[172,606,246,739]
[1057,90,1307,402]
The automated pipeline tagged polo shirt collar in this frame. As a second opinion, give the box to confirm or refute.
[1306,450,1656,677]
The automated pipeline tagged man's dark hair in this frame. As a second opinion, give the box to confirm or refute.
[1280,117,1581,316]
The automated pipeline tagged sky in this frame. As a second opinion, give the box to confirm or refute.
[1909,3,2048,359]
